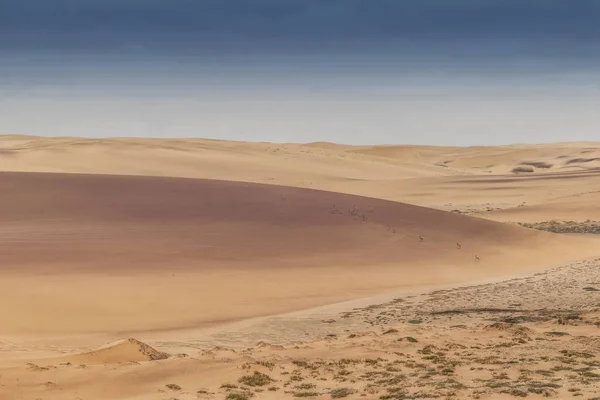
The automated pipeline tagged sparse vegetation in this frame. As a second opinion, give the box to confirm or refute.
[221,384,239,390]
[330,388,356,398]
[165,383,181,391]
[206,260,600,399]
[519,220,600,234]
[520,161,553,169]
[583,287,600,292]
[226,392,254,400]
[512,166,534,173]
[545,331,569,337]
[294,391,319,397]
[566,157,600,164]
[295,383,316,390]
[255,360,275,369]
[292,360,310,368]
[238,371,274,387]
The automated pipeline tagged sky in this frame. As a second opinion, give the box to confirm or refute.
[1,0,600,146]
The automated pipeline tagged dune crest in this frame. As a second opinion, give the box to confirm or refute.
[61,338,169,365]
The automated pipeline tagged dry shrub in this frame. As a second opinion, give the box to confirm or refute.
[512,166,534,173]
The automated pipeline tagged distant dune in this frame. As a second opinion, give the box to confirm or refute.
[1,136,599,222]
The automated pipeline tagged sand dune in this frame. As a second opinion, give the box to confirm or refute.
[0,170,547,271]
[1,170,598,336]
[1,136,599,224]
[55,338,170,365]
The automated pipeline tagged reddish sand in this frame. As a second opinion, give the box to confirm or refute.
[1,170,591,274]
[0,170,567,271]
[0,171,598,336]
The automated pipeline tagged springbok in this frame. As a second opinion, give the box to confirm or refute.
[475,255,480,262]
[456,242,462,249]
[419,235,424,242]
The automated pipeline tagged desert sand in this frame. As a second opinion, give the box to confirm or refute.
[1,135,600,399]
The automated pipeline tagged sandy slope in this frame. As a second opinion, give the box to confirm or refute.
[3,170,596,337]
[4,259,600,400]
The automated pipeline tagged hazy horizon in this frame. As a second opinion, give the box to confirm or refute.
[2,0,600,146]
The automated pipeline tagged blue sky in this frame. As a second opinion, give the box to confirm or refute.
[2,0,600,145]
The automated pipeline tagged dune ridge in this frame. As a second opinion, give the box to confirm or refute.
[2,135,600,225]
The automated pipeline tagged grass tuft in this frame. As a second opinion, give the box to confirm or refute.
[238,371,274,387]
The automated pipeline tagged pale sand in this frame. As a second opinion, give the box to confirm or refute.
[4,260,600,399]
[1,136,600,399]
[2,136,600,222]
